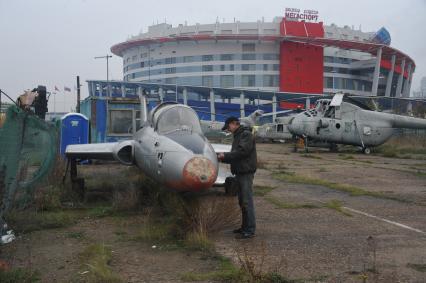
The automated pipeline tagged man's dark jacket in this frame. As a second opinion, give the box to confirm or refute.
[222,126,257,175]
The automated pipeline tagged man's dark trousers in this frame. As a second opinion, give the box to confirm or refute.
[236,173,255,234]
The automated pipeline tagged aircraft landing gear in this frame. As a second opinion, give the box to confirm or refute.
[63,158,86,201]
[303,136,309,153]
[329,143,338,152]
[362,147,371,155]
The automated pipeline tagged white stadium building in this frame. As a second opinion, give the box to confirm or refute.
[111,13,415,98]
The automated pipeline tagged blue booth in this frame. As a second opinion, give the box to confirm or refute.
[60,113,89,155]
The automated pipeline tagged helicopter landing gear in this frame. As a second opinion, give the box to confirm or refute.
[329,143,338,152]
[362,147,371,155]
[303,136,309,153]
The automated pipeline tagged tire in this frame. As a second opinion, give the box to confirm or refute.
[363,147,371,154]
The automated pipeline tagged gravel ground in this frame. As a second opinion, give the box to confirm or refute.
[215,143,426,282]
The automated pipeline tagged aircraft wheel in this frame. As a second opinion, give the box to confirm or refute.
[363,147,371,155]
[329,143,338,152]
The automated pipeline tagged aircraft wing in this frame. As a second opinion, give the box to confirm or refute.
[214,164,233,186]
[65,143,118,160]
[211,143,231,153]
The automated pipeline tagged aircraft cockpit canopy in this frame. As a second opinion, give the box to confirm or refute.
[155,105,202,135]
[314,99,337,118]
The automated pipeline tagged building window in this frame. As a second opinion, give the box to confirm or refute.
[202,55,214,61]
[263,64,269,71]
[165,77,176,84]
[220,54,234,61]
[324,77,333,88]
[183,56,194,63]
[241,75,255,87]
[242,64,256,71]
[141,52,148,58]
[109,109,133,135]
[229,65,235,71]
[324,56,334,63]
[242,53,256,60]
[220,75,234,88]
[165,57,176,64]
[220,65,225,71]
[165,67,176,74]
[202,65,213,72]
[273,64,279,71]
[202,76,213,87]
[263,75,278,87]
[242,43,255,52]
[263,54,279,60]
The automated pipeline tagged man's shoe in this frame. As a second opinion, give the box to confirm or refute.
[232,228,243,234]
[235,232,255,239]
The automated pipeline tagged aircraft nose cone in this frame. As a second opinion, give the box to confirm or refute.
[182,157,217,191]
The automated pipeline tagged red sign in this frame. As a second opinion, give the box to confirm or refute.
[285,8,319,22]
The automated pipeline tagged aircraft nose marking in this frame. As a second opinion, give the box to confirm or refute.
[182,157,216,190]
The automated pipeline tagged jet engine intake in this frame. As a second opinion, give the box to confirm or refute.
[113,141,135,165]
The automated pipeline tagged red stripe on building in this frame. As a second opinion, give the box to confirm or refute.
[279,19,324,94]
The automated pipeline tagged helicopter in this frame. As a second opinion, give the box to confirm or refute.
[287,93,426,154]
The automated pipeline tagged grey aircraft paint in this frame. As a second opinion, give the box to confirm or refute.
[287,94,426,153]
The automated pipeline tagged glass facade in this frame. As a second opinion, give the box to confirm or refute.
[123,49,376,93]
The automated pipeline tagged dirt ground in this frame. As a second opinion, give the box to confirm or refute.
[1,143,426,282]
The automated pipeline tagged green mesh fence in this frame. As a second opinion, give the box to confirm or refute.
[0,105,59,230]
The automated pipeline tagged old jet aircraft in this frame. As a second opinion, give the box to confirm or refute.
[200,109,264,139]
[66,95,231,192]
[287,93,426,154]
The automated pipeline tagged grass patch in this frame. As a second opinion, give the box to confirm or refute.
[66,231,85,239]
[184,231,215,253]
[5,210,81,233]
[323,200,352,217]
[407,263,426,273]
[253,185,275,197]
[87,206,115,218]
[376,137,426,158]
[317,167,327,172]
[180,256,244,282]
[0,268,40,283]
[338,154,355,160]
[78,243,121,283]
[300,153,322,159]
[272,171,406,202]
[137,218,178,244]
[264,196,318,209]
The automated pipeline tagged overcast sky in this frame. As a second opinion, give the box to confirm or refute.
[1,0,425,112]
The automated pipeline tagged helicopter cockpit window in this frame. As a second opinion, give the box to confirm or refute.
[324,106,335,118]
[156,106,202,134]
[277,124,284,132]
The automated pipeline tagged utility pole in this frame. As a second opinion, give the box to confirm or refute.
[76,76,81,113]
[94,54,112,82]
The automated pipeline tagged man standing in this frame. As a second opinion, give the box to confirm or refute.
[217,117,257,239]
